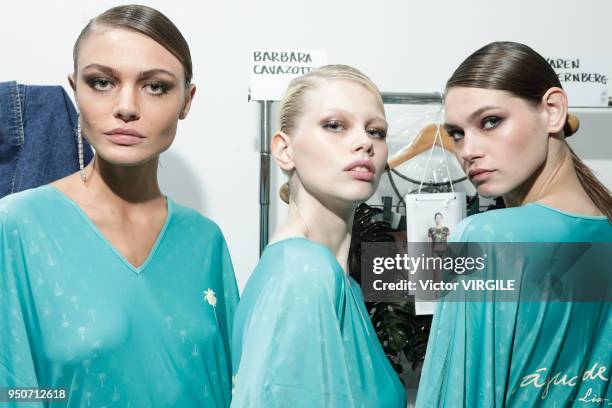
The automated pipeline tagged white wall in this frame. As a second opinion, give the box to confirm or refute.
[2,0,611,291]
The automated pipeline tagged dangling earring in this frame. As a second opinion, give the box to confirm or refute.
[76,114,86,183]
[279,182,290,204]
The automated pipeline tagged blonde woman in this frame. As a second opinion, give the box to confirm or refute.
[231,65,407,407]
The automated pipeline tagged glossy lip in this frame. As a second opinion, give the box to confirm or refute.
[104,127,145,146]
[344,159,376,181]
[468,168,495,182]
[105,127,145,138]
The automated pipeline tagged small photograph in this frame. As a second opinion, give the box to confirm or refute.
[405,192,466,315]
[405,192,465,244]
[427,211,451,255]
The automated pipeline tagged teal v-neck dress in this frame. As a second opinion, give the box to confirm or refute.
[0,185,239,407]
[231,237,407,408]
[416,203,612,407]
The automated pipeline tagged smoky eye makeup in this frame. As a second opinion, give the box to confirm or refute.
[83,74,115,92]
[319,110,350,131]
[81,72,175,97]
[444,125,464,141]
[367,117,388,138]
[366,127,387,138]
[138,70,178,95]
[480,115,504,130]
[322,119,346,132]
[366,121,388,138]
[143,80,175,96]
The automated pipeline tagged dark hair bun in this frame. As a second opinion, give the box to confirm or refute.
[565,113,579,137]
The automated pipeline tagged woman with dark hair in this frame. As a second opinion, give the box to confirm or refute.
[0,5,238,407]
[416,42,612,406]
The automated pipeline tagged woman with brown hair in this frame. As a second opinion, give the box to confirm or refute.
[416,41,612,406]
[0,5,238,406]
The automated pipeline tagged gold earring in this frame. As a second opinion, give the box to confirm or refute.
[280,182,290,204]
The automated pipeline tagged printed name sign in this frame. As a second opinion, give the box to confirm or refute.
[249,49,328,101]
[547,57,610,107]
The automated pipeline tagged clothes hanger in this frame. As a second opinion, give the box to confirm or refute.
[388,113,580,170]
[387,124,454,169]
[279,115,579,205]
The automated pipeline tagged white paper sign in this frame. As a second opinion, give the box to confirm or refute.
[547,56,610,107]
[249,49,328,101]
[404,192,467,315]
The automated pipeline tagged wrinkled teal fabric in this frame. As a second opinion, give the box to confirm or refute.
[417,203,612,407]
[0,185,239,407]
[231,237,407,408]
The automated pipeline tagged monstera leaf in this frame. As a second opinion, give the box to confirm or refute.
[349,204,433,378]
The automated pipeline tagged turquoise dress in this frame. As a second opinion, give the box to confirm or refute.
[0,185,239,407]
[231,237,407,408]
[416,203,612,407]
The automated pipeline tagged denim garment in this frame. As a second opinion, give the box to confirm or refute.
[0,81,93,198]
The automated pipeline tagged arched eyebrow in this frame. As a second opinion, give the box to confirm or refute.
[321,108,388,128]
[82,64,119,77]
[137,68,178,81]
[467,105,502,121]
[81,64,177,81]
[444,105,503,131]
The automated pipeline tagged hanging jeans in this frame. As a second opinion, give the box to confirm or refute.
[0,81,94,198]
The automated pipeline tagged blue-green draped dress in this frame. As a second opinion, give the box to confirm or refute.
[416,203,612,407]
[231,237,407,407]
[0,185,239,407]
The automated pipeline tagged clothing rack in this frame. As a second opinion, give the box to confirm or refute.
[257,93,612,254]
[258,101,273,255]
